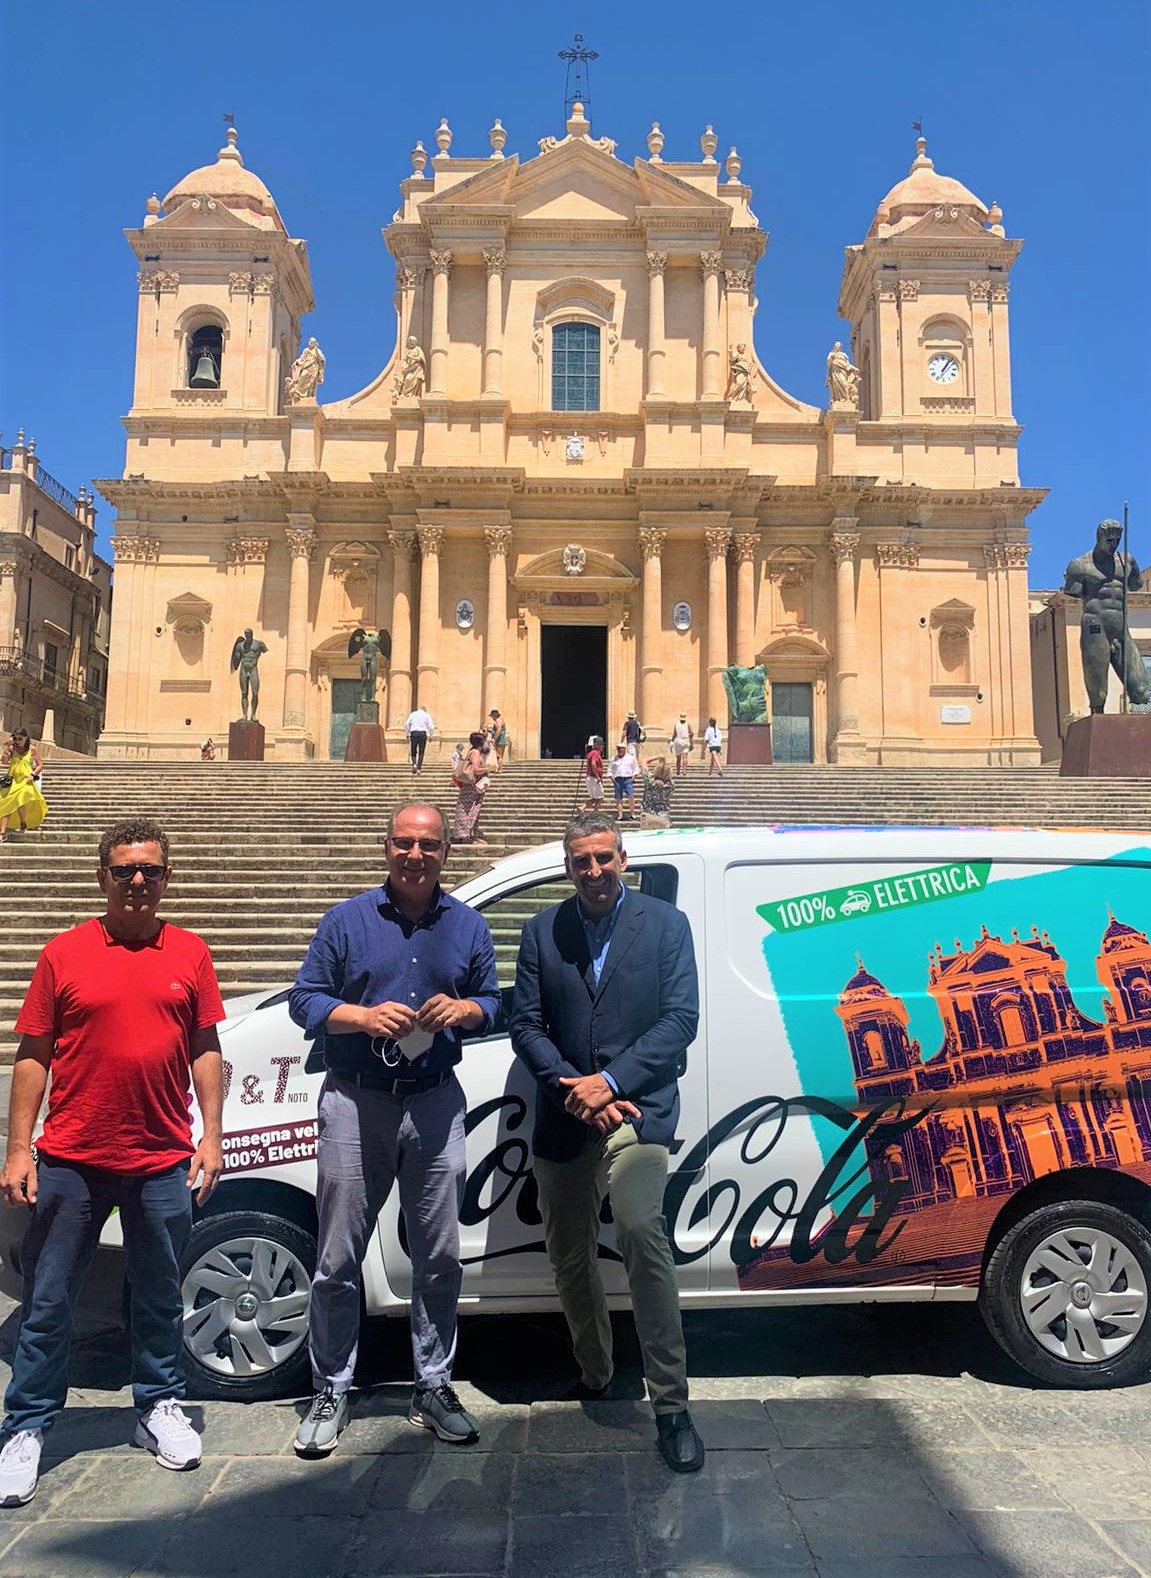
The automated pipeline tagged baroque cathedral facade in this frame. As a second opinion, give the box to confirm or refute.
[97,105,1043,763]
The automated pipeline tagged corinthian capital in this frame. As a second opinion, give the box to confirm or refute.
[418,525,445,557]
[646,251,668,278]
[830,531,860,565]
[699,251,724,278]
[429,249,453,275]
[731,533,758,564]
[484,526,513,559]
[285,525,317,561]
[704,527,732,559]
[388,529,416,558]
[483,248,506,277]
[638,527,666,561]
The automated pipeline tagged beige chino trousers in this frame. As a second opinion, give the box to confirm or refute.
[533,1122,688,1415]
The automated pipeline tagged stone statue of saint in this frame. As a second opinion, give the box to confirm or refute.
[230,628,269,720]
[722,663,768,724]
[394,336,427,399]
[284,337,325,403]
[1062,520,1149,713]
[826,341,860,407]
[726,343,755,403]
[347,628,393,703]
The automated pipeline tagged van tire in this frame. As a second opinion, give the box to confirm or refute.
[981,1198,1151,1389]
[180,1211,315,1402]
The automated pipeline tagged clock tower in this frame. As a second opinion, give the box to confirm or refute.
[838,138,1021,440]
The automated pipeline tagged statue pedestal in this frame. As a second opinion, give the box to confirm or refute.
[228,720,266,761]
[355,700,380,725]
[344,722,387,763]
[728,722,772,766]
[1061,714,1151,777]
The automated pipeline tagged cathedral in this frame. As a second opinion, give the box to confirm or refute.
[96,105,1043,763]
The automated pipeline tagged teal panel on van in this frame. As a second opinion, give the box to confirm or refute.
[758,849,1151,1166]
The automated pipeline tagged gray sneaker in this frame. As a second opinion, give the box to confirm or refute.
[408,1380,480,1444]
[294,1386,350,1456]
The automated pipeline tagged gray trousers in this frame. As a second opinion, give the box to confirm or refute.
[309,1071,467,1393]
[534,1123,688,1415]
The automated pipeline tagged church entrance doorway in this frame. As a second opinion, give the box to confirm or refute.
[771,681,814,763]
[328,678,359,760]
[540,625,607,759]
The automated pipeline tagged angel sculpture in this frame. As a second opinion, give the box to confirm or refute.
[230,628,269,720]
[348,627,392,703]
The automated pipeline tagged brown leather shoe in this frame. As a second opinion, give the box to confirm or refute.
[656,1409,704,1473]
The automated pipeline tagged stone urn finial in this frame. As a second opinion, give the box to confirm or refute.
[725,147,742,183]
[647,122,665,162]
[435,117,452,155]
[489,118,507,159]
[410,141,428,178]
[700,125,718,162]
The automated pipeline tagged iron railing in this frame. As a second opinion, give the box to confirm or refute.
[32,465,79,516]
[0,646,97,704]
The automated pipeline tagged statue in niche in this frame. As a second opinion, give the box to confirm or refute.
[394,336,427,399]
[1062,520,1149,713]
[348,628,393,703]
[722,664,768,724]
[284,337,325,402]
[230,628,269,720]
[726,342,755,403]
[826,341,860,407]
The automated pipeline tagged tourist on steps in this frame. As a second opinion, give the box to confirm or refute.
[582,736,606,810]
[486,710,509,773]
[670,714,694,777]
[452,732,491,845]
[0,731,46,841]
[405,705,435,774]
[704,717,724,777]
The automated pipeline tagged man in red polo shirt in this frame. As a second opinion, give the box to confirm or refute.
[0,817,224,1507]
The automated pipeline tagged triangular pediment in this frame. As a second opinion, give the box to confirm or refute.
[969,947,1013,974]
[898,208,996,242]
[144,199,266,235]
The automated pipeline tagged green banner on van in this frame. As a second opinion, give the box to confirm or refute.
[757,861,992,935]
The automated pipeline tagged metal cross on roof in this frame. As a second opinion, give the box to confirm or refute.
[558,33,598,117]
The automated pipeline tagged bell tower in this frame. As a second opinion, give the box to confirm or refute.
[125,126,314,438]
[838,138,1021,444]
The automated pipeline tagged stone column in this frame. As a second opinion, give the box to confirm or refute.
[482,249,505,396]
[416,525,444,712]
[638,527,666,726]
[428,249,453,396]
[705,528,732,719]
[700,252,724,399]
[830,524,865,761]
[387,531,416,726]
[731,533,758,666]
[0,560,18,651]
[645,251,668,398]
[282,519,317,729]
[484,525,512,719]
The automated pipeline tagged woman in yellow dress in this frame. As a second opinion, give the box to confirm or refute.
[0,730,47,840]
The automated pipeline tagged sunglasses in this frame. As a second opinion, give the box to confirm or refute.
[389,837,445,855]
[105,863,168,884]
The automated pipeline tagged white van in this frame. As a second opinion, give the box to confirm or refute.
[6,825,1151,1399]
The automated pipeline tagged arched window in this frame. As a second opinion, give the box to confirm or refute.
[187,325,223,389]
[552,322,600,412]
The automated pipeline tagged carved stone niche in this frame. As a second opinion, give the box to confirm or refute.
[166,592,213,678]
[327,540,381,585]
[929,599,977,691]
[765,546,816,633]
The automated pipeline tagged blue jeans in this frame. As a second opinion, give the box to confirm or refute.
[3,1154,192,1436]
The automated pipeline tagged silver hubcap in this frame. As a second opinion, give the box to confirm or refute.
[1020,1225,1148,1364]
[182,1235,311,1378]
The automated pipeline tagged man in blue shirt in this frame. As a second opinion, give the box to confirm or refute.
[510,812,703,1473]
[289,803,499,1456]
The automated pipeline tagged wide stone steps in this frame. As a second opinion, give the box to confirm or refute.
[0,759,1146,1061]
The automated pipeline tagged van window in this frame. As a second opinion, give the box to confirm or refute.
[477,863,680,990]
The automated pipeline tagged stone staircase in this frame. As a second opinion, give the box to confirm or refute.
[2,759,1149,1060]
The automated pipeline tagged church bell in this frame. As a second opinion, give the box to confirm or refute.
[189,353,219,388]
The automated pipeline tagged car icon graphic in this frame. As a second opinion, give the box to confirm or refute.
[839,889,872,916]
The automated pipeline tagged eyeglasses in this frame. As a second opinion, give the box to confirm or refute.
[105,863,167,884]
[389,837,445,855]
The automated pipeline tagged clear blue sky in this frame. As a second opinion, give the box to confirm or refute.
[1,0,1147,587]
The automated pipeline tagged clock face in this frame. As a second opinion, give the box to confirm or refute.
[928,353,960,385]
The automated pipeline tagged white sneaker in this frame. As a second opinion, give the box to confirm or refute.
[133,1399,201,1470]
[0,1429,42,1506]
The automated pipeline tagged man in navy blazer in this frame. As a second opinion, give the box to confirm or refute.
[510,812,703,1472]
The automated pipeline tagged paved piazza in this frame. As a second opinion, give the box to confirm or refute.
[0,1286,1148,1578]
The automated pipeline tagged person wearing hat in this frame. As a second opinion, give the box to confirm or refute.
[669,714,694,777]
[620,711,644,760]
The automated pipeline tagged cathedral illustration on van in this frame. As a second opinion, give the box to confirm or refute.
[839,912,1151,1211]
[95,96,1044,763]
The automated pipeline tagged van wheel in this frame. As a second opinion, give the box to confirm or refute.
[180,1211,314,1402]
[981,1198,1151,1389]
